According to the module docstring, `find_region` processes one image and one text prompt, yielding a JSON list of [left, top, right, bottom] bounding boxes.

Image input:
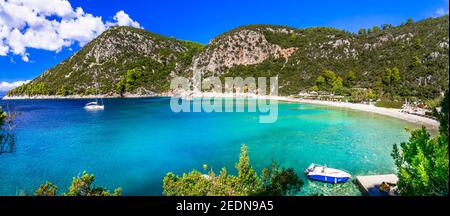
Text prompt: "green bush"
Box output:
[[35, 171, 121, 196], [162, 144, 303, 196], [392, 90, 449, 196]]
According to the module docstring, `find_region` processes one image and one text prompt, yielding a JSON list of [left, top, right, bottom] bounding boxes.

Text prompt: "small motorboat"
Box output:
[[84, 101, 104, 111], [304, 163, 351, 184]]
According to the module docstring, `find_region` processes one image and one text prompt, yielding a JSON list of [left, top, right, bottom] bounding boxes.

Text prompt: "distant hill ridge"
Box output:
[[7, 15, 449, 100]]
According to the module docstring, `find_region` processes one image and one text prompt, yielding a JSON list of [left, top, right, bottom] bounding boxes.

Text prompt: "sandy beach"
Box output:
[[189, 93, 439, 129], [2, 92, 440, 129], [277, 97, 439, 129]]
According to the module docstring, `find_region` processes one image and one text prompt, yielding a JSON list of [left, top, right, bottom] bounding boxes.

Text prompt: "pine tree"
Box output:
[[236, 144, 259, 194]]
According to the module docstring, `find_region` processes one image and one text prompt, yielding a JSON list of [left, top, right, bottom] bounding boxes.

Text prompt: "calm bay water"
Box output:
[[0, 97, 417, 196]]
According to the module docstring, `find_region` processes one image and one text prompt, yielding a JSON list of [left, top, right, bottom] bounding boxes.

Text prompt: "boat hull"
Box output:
[[84, 105, 104, 111], [307, 175, 350, 184]]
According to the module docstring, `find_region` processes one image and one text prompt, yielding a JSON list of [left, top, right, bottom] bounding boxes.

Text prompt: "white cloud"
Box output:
[[108, 11, 142, 29], [0, 80, 30, 91], [0, 0, 142, 62], [434, 8, 449, 17], [21, 55, 29, 62], [433, 0, 449, 17], [10, 0, 74, 17], [59, 7, 106, 46]]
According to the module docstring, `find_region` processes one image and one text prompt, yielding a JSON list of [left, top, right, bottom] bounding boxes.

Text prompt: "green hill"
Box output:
[[8, 16, 449, 101]]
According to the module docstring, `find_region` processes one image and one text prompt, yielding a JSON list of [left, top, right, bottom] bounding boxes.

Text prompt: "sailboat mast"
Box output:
[[94, 69, 102, 105]]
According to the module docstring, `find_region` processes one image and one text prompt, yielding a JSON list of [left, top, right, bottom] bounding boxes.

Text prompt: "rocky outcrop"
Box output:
[[192, 29, 297, 76]]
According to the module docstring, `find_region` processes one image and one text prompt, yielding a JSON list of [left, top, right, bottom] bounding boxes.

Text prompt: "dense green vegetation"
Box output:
[[8, 26, 205, 97], [8, 82, 52, 96], [392, 90, 449, 196], [35, 171, 121, 196], [221, 16, 448, 101], [0, 106, 15, 154], [258, 161, 304, 196], [315, 69, 344, 93], [163, 144, 303, 196], [0, 107, 6, 152], [0, 107, 5, 124], [7, 16, 448, 104]]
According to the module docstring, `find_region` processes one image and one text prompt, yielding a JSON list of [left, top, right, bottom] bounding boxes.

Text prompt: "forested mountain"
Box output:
[[8, 16, 449, 100], [8, 26, 204, 96]]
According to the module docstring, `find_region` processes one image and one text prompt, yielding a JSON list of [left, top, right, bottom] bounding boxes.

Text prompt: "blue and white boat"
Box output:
[[304, 164, 351, 184]]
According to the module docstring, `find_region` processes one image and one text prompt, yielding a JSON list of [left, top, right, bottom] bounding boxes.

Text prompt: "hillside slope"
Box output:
[[197, 16, 448, 98], [9, 26, 204, 96], [8, 16, 449, 100]]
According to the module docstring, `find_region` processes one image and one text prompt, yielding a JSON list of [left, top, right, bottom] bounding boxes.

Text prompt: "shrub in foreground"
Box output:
[[163, 144, 303, 196]]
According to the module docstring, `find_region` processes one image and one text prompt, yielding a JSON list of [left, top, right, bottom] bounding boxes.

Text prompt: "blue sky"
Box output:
[[0, 0, 448, 87]]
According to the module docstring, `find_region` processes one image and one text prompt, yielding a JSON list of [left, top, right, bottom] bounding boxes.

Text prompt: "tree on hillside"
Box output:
[[116, 79, 126, 97], [332, 77, 344, 93], [323, 69, 337, 86], [314, 69, 345, 94], [407, 18, 413, 24], [125, 68, 143, 92], [358, 28, 366, 35], [57, 85, 72, 96], [372, 26, 380, 33], [346, 70, 357, 87], [383, 67, 401, 86], [316, 75, 325, 88], [392, 90, 449, 196]]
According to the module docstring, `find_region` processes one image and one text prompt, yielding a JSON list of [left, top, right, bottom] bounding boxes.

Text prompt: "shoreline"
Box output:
[[2, 93, 439, 129], [279, 97, 439, 129]]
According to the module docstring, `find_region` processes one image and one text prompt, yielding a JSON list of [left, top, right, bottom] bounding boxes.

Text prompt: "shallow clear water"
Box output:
[[0, 98, 417, 196]]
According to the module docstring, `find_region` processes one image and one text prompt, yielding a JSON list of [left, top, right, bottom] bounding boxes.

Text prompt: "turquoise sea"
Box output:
[[0, 97, 417, 196]]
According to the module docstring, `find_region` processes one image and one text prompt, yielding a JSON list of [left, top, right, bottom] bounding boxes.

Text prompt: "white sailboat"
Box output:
[[84, 76, 104, 111], [84, 99, 104, 110]]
